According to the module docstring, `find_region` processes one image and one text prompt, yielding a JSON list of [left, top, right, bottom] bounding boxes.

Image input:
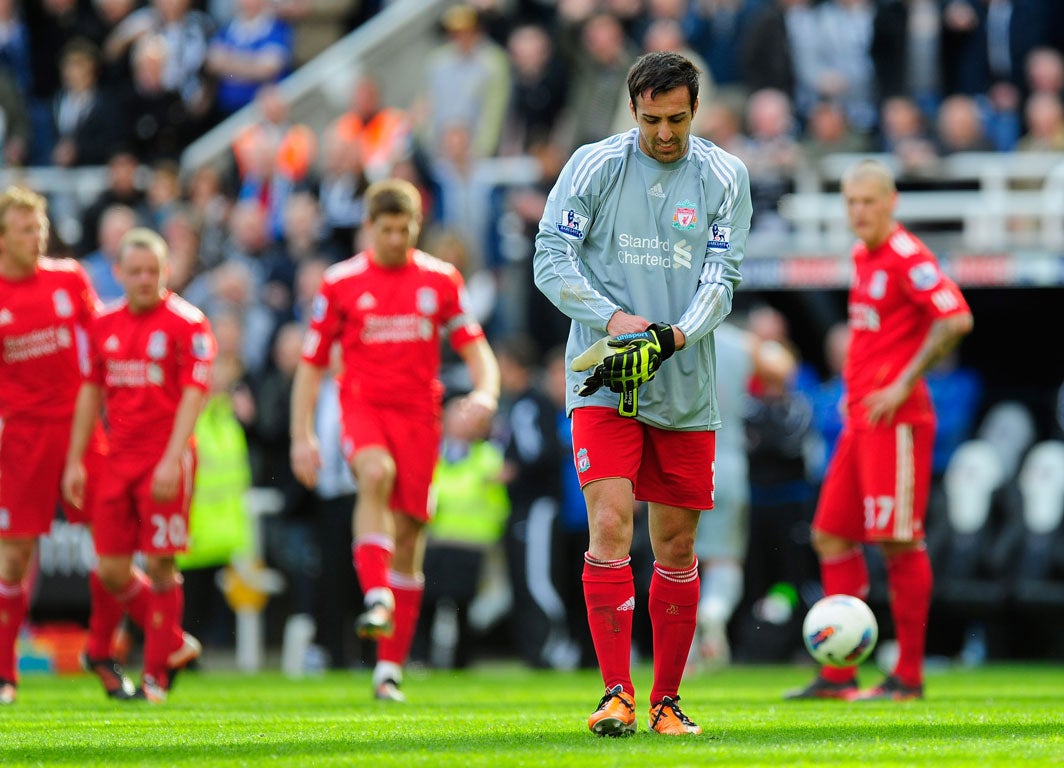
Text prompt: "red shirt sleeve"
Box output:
[[178, 314, 216, 391], [302, 279, 340, 367], [899, 252, 970, 320]]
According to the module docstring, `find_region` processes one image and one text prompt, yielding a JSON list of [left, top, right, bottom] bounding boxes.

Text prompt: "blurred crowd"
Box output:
[[10, 0, 1064, 667]]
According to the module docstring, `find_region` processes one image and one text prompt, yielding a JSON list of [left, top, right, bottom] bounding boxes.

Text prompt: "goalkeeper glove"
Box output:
[[597, 323, 675, 393]]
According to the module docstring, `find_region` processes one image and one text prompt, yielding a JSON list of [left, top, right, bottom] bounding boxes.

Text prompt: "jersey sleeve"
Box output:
[[900, 249, 970, 320], [178, 314, 216, 392], [532, 142, 624, 332], [442, 270, 486, 351], [301, 277, 342, 367], [86, 320, 106, 385], [677, 152, 751, 345]]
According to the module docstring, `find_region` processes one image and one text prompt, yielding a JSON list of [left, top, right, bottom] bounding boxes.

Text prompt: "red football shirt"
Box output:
[[87, 292, 215, 455], [302, 249, 485, 413], [845, 225, 970, 428], [0, 257, 100, 421]]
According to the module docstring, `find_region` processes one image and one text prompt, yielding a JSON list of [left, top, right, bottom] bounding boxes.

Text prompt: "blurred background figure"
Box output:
[[412, 394, 508, 670]]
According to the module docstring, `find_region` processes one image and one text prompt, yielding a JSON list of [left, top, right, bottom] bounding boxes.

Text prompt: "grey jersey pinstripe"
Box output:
[[533, 128, 752, 431]]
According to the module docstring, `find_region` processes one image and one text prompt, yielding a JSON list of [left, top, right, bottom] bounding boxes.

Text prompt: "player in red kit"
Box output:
[[787, 159, 973, 701], [0, 187, 105, 705], [63, 227, 216, 704], [290, 179, 499, 702]]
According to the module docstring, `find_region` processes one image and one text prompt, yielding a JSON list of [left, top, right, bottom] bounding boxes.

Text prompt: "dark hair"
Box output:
[[627, 51, 700, 109]]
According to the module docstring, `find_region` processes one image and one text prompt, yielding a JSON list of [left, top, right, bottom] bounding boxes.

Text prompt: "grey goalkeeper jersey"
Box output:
[[533, 128, 751, 430]]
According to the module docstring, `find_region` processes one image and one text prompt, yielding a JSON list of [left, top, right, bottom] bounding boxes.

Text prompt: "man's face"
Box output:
[[116, 244, 168, 312], [1, 207, 46, 270], [368, 212, 416, 266], [842, 176, 897, 249], [631, 85, 697, 164]]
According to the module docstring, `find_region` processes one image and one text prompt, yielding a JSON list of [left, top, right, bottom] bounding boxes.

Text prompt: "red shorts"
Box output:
[[814, 422, 933, 543], [93, 447, 196, 557], [340, 397, 441, 522], [570, 406, 715, 510], [0, 418, 106, 536]]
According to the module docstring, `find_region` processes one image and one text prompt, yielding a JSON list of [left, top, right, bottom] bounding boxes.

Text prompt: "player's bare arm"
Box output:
[[152, 386, 209, 502], [455, 338, 501, 436], [61, 383, 105, 509], [862, 312, 974, 425], [289, 361, 326, 489]]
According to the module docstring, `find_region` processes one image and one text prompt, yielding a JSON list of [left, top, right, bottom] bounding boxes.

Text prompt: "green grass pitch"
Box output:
[[1, 663, 1062, 767]]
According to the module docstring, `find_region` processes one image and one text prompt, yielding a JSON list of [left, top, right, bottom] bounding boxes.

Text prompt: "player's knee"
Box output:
[[97, 559, 133, 593], [144, 556, 179, 590], [811, 529, 855, 559], [354, 452, 396, 491]]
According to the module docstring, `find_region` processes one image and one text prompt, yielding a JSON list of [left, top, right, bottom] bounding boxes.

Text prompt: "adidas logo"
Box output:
[[356, 292, 377, 310], [616, 596, 635, 612], [0, 308, 12, 326], [666, 604, 680, 616], [104, 335, 120, 352], [648, 183, 665, 199]]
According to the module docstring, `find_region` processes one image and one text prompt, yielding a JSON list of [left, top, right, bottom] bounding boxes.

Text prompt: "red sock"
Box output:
[[583, 553, 634, 696], [885, 547, 932, 687], [376, 571, 423, 667], [144, 580, 185, 684], [0, 579, 27, 683], [87, 571, 125, 659], [119, 568, 152, 629], [649, 560, 699, 705], [354, 535, 394, 598], [818, 547, 869, 683]]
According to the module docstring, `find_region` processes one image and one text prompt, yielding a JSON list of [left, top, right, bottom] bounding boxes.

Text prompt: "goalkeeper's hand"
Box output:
[[597, 323, 675, 393]]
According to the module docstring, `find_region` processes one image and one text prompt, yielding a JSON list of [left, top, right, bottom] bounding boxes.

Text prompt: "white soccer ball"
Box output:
[[802, 594, 878, 668]]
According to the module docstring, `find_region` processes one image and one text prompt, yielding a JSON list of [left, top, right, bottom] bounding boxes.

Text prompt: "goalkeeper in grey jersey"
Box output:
[[533, 51, 751, 737]]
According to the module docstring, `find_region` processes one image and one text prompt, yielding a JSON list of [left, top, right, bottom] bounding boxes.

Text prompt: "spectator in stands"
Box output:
[[145, 160, 183, 230], [694, 100, 748, 156], [981, 80, 1022, 152], [51, 39, 121, 167], [1025, 46, 1064, 97], [740, 0, 808, 111], [808, 0, 877, 134], [935, 93, 995, 154], [103, 0, 215, 125], [738, 88, 801, 234], [24, 0, 107, 165], [265, 191, 343, 319], [183, 256, 276, 375], [415, 4, 510, 160], [423, 121, 498, 273], [878, 96, 938, 177], [688, 0, 759, 101], [316, 122, 369, 257], [558, 12, 636, 151], [0, 71, 30, 167], [423, 227, 496, 328], [800, 98, 868, 169], [499, 22, 568, 155], [122, 34, 193, 163], [81, 203, 139, 302], [78, 148, 146, 256], [1018, 92, 1064, 151], [161, 207, 202, 296], [184, 162, 232, 270], [940, 0, 1046, 98], [869, 0, 910, 105], [0, 0, 30, 98], [331, 74, 410, 182], [207, 0, 293, 119], [232, 85, 317, 240]]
